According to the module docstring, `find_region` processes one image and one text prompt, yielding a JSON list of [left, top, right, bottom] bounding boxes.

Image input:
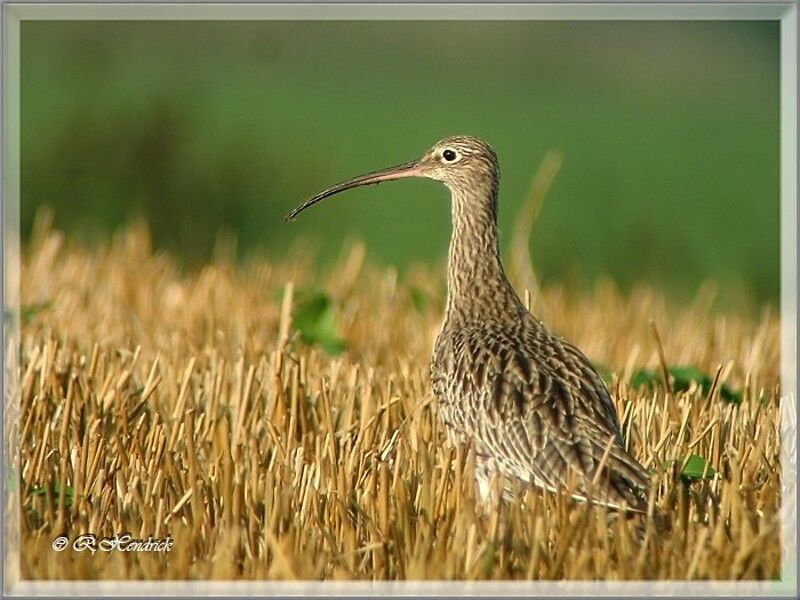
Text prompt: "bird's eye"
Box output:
[[442, 149, 458, 162]]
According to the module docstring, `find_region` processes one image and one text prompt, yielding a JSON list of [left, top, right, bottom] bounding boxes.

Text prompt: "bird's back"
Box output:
[[431, 307, 650, 511]]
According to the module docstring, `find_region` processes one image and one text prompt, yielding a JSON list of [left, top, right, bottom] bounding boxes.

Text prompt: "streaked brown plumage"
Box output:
[[287, 135, 651, 512]]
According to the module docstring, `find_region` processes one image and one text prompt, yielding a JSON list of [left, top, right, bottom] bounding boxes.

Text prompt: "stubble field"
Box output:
[[12, 214, 783, 581]]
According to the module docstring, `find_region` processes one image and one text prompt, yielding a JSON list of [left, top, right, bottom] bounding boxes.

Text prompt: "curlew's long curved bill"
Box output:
[[285, 159, 422, 221]]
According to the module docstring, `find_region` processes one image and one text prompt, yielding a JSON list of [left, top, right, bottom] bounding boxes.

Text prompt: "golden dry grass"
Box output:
[[12, 215, 782, 581]]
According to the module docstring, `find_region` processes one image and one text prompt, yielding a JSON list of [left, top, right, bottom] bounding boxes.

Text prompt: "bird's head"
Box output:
[[286, 135, 499, 221]]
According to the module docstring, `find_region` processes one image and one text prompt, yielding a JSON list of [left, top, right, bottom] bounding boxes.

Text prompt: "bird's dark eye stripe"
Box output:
[[443, 149, 457, 162]]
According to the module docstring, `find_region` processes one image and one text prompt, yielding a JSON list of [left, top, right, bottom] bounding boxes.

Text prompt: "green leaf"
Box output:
[[668, 366, 712, 394], [630, 365, 743, 404], [719, 384, 743, 405], [680, 454, 716, 483], [292, 291, 346, 356], [409, 286, 427, 314], [55, 483, 75, 509], [29, 482, 74, 508], [293, 292, 329, 329], [630, 368, 659, 389]]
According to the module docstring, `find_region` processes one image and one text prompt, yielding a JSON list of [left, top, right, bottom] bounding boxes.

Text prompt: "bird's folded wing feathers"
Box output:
[[452, 329, 649, 506]]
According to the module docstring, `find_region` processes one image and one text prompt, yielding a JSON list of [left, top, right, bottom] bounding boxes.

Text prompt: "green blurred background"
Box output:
[[21, 20, 780, 306]]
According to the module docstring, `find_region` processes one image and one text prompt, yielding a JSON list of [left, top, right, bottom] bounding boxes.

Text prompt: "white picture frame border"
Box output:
[[2, 2, 796, 597]]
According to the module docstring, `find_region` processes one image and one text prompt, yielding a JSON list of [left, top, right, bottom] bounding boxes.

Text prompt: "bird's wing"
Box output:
[[449, 324, 649, 508]]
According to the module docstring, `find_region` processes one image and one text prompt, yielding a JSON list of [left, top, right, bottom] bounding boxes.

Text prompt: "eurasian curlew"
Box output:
[[287, 135, 651, 513]]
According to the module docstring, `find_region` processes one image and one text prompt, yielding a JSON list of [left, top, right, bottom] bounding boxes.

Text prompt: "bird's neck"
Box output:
[[444, 188, 522, 324]]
